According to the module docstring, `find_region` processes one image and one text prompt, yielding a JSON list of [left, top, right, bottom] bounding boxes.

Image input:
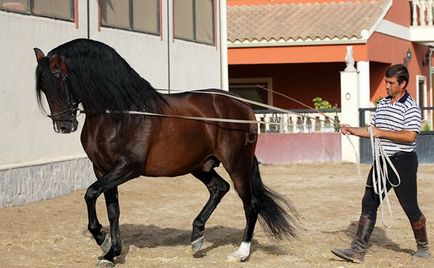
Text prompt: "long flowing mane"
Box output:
[[47, 38, 166, 112]]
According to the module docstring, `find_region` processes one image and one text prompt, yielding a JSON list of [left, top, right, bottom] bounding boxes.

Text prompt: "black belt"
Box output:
[[389, 151, 415, 160]]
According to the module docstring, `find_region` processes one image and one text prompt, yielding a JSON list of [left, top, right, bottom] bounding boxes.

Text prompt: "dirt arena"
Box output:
[[1, 162, 434, 268]]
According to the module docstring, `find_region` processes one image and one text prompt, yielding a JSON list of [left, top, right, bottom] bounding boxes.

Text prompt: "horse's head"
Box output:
[[34, 48, 79, 134]]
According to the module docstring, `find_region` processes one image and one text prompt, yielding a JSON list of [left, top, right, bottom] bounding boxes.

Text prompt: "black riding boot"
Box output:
[[331, 214, 375, 263], [411, 214, 431, 258]]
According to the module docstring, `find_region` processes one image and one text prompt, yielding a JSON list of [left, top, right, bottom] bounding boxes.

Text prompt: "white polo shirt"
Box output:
[[371, 91, 421, 156]]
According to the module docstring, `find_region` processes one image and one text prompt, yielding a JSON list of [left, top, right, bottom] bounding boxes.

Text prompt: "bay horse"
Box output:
[[33, 38, 300, 266]]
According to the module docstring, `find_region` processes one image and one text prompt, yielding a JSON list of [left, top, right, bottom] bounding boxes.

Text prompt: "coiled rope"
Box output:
[[368, 126, 401, 228]]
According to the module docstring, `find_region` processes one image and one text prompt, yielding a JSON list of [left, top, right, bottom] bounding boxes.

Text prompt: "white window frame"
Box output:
[[416, 75, 428, 119]]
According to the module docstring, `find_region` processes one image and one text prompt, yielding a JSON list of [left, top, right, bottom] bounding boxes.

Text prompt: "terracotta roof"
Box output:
[[228, 0, 390, 46]]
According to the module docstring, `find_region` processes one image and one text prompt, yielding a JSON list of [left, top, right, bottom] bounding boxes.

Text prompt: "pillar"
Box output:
[[340, 46, 360, 162]]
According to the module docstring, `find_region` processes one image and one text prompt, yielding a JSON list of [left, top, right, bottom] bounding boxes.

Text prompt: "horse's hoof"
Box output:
[[191, 236, 205, 254], [113, 244, 130, 264], [227, 242, 251, 262], [100, 234, 111, 255], [226, 252, 249, 262], [96, 259, 115, 268]]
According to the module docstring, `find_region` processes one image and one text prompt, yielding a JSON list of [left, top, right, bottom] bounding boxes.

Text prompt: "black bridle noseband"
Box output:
[[47, 69, 79, 122]]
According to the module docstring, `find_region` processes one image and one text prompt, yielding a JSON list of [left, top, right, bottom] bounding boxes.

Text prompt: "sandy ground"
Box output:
[[1, 162, 434, 268]]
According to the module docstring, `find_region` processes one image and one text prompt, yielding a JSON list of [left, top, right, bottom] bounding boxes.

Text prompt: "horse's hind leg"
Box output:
[[228, 157, 300, 262], [226, 168, 258, 262], [191, 169, 230, 254]]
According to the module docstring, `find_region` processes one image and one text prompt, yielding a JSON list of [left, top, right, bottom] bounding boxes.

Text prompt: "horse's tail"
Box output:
[[251, 156, 302, 240]]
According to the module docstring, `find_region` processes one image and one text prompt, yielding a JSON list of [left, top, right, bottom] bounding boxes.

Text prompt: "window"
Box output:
[[100, 0, 160, 35], [0, 0, 74, 20], [229, 78, 273, 110], [174, 0, 215, 45]]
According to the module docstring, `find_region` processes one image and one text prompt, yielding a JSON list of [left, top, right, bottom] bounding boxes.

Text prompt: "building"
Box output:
[[227, 0, 434, 163], [0, 0, 228, 207]]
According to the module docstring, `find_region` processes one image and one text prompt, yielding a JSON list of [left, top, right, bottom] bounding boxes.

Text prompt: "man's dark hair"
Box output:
[[385, 64, 409, 88]]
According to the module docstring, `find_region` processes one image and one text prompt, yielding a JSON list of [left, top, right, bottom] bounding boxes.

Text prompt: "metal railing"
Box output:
[[359, 106, 434, 131], [411, 0, 434, 26], [254, 109, 340, 133]]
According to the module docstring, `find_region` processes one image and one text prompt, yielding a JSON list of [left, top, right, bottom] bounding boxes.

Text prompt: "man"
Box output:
[[331, 64, 430, 263]]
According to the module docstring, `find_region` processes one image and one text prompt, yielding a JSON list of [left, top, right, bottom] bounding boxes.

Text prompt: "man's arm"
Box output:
[[374, 128, 417, 143], [340, 124, 417, 143]]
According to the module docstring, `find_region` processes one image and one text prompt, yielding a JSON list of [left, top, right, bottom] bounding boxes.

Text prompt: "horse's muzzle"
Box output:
[[53, 119, 79, 134]]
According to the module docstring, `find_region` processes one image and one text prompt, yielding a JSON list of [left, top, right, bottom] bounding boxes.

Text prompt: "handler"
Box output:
[[331, 64, 430, 263]]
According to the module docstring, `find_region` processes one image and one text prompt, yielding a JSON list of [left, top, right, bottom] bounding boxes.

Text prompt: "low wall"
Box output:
[[360, 132, 434, 164], [255, 133, 341, 164], [0, 157, 94, 208]]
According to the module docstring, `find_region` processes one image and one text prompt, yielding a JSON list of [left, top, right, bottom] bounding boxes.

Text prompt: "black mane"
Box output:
[[47, 38, 166, 112]]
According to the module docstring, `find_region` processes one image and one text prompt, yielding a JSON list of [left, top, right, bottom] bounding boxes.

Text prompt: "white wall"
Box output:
[[0, 0, 227, 207], [170, 40, 222, 91], [0, 12, 88, 169]]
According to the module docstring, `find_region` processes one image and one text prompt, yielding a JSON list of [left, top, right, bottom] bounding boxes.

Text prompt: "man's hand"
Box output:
[[339, 124, 370, 138], [340, 124, 353, 135]]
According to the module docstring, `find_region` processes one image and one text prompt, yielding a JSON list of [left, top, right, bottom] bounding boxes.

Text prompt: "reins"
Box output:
[[76, 89, 337, 128], [98, 109, 262, 125], [255, 85, 337, 124]]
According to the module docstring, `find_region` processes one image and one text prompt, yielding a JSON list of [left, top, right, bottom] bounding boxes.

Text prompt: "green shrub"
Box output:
[[312, 97, 332, 110]]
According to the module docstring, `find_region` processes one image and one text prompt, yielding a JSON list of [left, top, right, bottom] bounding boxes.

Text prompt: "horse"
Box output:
[[33, 38, 300, 266]]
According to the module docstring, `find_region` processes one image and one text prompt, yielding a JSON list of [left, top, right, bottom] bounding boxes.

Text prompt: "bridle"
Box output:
[[47, 68, 79, 123]]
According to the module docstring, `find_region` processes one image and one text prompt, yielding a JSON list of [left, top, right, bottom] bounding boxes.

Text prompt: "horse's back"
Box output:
[[163, 89, 255, 121]]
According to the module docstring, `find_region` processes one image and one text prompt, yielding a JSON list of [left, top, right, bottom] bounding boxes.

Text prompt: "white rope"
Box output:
[[104, 109, 262, 124], [157, 89, 332, 123], [368, 126, 401, 228], [77, 90, 333, 127], [345, 135, 363, 180]]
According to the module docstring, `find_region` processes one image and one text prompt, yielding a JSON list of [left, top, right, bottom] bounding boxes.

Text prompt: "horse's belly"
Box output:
[[143, 146, 213, 177]]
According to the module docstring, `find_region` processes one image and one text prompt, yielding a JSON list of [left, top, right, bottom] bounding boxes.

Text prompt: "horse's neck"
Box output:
[[80, 102, 104, 114]]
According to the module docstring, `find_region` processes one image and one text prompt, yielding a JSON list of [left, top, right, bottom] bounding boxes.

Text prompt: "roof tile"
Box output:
[[228, 0, 390, 44]]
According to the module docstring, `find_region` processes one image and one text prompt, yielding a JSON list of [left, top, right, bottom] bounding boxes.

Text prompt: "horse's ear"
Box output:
[[33, 48, 45, 62], [48, 53, 68, 74]]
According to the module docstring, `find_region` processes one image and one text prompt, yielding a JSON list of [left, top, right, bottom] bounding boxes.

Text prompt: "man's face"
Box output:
[[385, 76, 406, 100]]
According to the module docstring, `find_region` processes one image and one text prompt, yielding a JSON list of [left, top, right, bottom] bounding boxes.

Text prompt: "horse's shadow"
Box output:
[[118, 224, 241, 250], [90, 224, 289, 261], [326, 220, 414, 255]]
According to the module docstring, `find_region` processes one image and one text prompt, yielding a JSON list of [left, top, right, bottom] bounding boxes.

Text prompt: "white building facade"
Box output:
[[0, 0, 228, 207]]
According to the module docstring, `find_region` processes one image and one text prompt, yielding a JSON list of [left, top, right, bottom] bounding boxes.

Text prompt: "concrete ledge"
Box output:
[[256, 133, 341, 164], [0, 157, 94, 208]]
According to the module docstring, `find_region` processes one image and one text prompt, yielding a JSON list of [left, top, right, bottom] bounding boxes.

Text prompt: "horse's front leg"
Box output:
[[84, 161, 135, 267], [87, 167, 111, 256], [85, 181, 107, 249], [103, 188, 122, 257]]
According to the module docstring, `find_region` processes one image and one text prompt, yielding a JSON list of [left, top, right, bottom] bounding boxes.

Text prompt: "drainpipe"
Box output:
[[87, 0, 90, 39], [219, 0, 228, 91], [430, 46, 433, 127], [167, 0, 171, 93]]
